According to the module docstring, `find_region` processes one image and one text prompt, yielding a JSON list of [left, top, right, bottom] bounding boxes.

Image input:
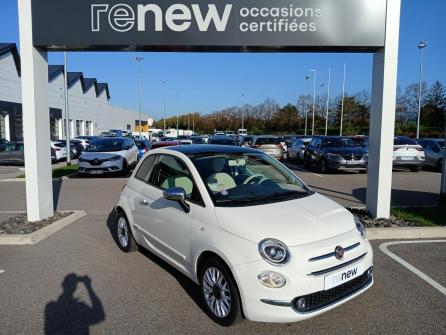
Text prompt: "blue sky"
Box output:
[[0, 1, 445, 119]]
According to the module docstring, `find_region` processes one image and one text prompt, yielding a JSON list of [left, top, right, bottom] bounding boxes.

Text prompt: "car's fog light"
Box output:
[[257, 271, 286, 288], [367, 266, 373, 278], [296, 298, 306, 310]]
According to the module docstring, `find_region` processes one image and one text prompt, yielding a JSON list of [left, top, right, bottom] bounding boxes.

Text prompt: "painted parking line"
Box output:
[[285, 163, 323, 178], [0, 269, 5, 274], [379, 240, 446, 296]]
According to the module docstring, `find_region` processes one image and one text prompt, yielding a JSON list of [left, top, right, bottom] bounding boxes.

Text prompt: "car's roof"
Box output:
[[167, 144, 257, 156]]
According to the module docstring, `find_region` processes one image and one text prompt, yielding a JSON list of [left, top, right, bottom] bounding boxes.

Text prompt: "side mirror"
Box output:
[[163, 187, 190, 213]]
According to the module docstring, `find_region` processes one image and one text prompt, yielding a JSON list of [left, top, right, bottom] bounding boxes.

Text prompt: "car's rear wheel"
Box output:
[[116, 211, 137, 252], [410, 165, 422, 172], [199, 257, 243, 327]]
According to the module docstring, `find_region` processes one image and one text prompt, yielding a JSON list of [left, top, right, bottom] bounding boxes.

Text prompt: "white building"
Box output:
[[0, 43, 149, 141]]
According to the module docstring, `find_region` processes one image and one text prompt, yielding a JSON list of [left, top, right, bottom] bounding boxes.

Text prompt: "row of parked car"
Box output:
[[285, 135, 444, 173]]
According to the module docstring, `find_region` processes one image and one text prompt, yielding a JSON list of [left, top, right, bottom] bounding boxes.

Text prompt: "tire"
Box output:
[[286, 152, 290, 161], [303, 156, 310, 168], [319, 158, 328, 174], [116, 211, 137, 253], [359, 169, 367, 174], [410, 165, 422, 172], [199, 257, 243, 327], [438, 159, 443, 172]]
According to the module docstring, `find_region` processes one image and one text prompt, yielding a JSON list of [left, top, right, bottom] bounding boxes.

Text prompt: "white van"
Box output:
[[238, 129, 248, 136]]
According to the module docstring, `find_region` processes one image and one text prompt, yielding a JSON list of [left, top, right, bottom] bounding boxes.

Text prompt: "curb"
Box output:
[[0, 210, 86, 245], [0, 175, 75, 182], [366, 227, 446, 240]]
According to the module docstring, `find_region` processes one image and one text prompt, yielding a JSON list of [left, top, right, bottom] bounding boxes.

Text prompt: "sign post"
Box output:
[[20, 0, 398, 219]]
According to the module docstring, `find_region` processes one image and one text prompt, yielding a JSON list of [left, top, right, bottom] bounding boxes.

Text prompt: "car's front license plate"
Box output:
[[345, 160, 358, 165], [401, 156, 414, 161], [324, 263, 363, 290], [90, 170, 103, 175]]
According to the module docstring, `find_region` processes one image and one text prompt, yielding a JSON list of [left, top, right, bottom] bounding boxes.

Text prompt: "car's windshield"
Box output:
[[394, 137, 416, 145], [256, 137, 280, 145], [191, 152, 312, 207], [86, 139, 124, 152], [324, 138, 356, 147]]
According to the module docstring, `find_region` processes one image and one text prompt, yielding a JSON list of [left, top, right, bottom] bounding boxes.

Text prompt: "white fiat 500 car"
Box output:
[[78, 137, 138, 175], [114, 145, 373, 326]]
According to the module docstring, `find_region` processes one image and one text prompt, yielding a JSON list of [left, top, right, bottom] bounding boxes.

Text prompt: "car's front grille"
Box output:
[[341, 154, 363, 161], [292, 267, 372, 313]]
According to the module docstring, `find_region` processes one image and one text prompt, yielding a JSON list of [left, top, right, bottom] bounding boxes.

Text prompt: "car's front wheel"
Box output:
[[199, 257, 243, 327], [410, 165, 422, 172]]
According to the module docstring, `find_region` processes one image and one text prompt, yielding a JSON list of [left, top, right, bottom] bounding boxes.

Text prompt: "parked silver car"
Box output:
[[287, 137, 312, 162], [251, 136, 284, 161], [392, 137, 425, 172], [416, 138, 444, 171]]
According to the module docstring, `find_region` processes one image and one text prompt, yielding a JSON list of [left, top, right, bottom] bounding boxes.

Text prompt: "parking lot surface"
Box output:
[[0, 170, 445, 334]]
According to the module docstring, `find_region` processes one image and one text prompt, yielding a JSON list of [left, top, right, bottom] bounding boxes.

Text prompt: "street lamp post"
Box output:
[[241, 93, 245, 130], [161, 80, 167, 132], [304, 74, 310, 136], [135, 56, 144, 138], [325, 67, 331, 136], [340, 64, 346, 136], [309, 69, 317, 135], [63, 52, 71, 166], [176, 90, 179, 136], [416, 41, 427, 139]]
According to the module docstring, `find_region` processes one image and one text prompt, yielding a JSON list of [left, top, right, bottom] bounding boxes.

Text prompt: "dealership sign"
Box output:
[[31, 0, 386, 51]]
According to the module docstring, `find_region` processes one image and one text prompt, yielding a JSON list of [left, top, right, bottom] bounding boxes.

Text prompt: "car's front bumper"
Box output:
[[232, 230, 373, 322], [78, 159, 123, 174], [392, 156, 424, 166], [327, 159, 367, 170]]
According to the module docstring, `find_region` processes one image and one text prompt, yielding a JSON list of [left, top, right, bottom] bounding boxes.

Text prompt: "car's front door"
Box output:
[[137, 154, 200, 271]]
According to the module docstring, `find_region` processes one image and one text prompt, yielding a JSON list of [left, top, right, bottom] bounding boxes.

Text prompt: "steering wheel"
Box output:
[[243, 174, 270, 185]]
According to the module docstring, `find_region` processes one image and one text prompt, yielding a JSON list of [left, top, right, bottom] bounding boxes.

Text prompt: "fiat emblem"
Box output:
[[335, 246, 345, 260]]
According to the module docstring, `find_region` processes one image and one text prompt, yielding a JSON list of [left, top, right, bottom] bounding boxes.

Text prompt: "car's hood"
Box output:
[[80, 152, 123, 159], [324, 147, 367, 156], [214, 193, 355, 246]]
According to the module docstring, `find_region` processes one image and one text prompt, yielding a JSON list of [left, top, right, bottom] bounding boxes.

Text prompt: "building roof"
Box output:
[[1, 43, 110, 100], [0, 43, 21, 76]]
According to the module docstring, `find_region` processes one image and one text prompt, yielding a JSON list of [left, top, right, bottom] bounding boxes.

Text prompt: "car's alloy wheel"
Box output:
[[203, 267, 231, 318], [115, 212, 137, 252], [199, 258, 242, 326]]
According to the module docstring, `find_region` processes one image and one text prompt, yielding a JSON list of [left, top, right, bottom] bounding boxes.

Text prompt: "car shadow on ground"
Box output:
[[53, 180, 62, 210], [44, 273, 105, 335], [67, 171, 133, 179], [352, 188, 439, 207], [105, 209, 207, 315]]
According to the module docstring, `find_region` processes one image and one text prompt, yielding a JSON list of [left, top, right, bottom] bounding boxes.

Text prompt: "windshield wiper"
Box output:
[[215, 191, 310, 205]]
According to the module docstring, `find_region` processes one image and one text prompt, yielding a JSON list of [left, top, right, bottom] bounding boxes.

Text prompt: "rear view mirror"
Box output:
[[163, 187, 190, 213]]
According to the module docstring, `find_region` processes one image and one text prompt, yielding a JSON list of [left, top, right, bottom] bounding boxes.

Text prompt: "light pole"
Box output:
[[241, 93, 246, 131], [176, 90, 179, 136], [135, 56, 144, 138], [325, 67, 331, 136], [161, 80, 167, 132], [340, 64, 346, 136], [304, 74, 310, 136], [416, 41, 427, 139], [309, 69, 317, 135], [63, 52, 71, 166]]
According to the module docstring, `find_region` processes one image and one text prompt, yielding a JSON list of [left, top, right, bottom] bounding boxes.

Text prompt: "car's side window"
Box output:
[[135, 155, 157, 182], [149, 155, 203, 205]]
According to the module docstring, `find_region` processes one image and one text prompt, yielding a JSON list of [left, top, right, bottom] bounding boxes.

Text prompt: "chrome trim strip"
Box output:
[[308, 252, 367, 276], [260, 299, 292, 307], [308, 242, 361, 262]]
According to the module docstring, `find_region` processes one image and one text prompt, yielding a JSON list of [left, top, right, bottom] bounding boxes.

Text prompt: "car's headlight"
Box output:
[[326, 153, 341, 160], [362, 154, 368, 161], [109, 155, 122, 161], [354, 216, 366, 239], [258, 239, 290, 266], [257, 271, 287, 288]]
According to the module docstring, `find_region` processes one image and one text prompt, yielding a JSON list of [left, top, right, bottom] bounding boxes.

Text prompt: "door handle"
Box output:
[[139, 199, 149, 206]]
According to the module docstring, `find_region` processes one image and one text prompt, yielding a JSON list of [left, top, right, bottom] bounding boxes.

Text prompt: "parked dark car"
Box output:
[[240, 135, 253, 147], [189, 136, 205, 144], [0, 142, 57, 165], [304, 136, 368, 173], [70, 140, 85, 159], [287, 137, 312, 162], [208, 136, 238, 146], [135, 139, 152, 160], [0, 138, 10, 152]]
